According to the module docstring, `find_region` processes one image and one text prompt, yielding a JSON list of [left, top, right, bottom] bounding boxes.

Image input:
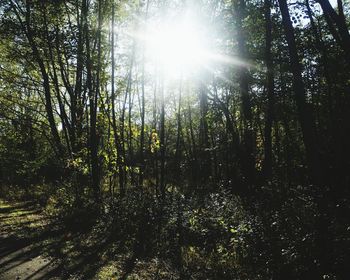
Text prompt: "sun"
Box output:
[[142, 15, 210, 79]]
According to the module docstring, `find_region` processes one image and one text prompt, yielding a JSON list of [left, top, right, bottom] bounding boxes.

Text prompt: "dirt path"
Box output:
[[0, 199, 180, 279], [0, 200, 59, 280], [0, 199, 124, 280]]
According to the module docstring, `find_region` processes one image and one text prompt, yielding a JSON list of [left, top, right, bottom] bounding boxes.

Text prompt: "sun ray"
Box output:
[[134, 13, 212, 79]]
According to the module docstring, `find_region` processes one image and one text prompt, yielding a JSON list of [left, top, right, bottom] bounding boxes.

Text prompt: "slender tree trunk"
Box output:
[[128, 76, 135, 185], [10, 0, 63, 156], [199, 84, 210, 184], [121, 60, 133, 193], [139, 0, 150, 187], [83, 0, 100, 202], [316, 0, 350, 62], [175, 81, 182, 182], [278, 0, 320, 184], [160, 76, 165, 198], [42, 4, 72, 157], [233, 0, 256, 190], [111, 3, 125, 195], [262, 0, 275, 181], [187, 100, 198, 186], [139, 56, 146, 187]]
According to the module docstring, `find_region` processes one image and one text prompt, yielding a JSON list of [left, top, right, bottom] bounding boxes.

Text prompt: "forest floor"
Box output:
[[0, 199, 179, 280], [0, 200, 59, 279]]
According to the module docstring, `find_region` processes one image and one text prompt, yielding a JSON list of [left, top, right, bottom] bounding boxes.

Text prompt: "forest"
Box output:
[[0, 0, 349, 279]]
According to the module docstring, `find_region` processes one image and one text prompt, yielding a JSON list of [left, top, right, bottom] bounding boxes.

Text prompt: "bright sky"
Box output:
[[133, 6, 216, 80]]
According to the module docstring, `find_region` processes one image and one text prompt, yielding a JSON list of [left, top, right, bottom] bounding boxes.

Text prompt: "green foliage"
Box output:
[[0, 0, 349, 278]]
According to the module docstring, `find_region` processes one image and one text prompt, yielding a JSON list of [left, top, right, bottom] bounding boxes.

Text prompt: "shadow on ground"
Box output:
[[0, 200, 124, 280]]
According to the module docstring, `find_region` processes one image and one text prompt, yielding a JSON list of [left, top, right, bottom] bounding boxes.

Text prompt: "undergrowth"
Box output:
[[1, 183, 349, 279]]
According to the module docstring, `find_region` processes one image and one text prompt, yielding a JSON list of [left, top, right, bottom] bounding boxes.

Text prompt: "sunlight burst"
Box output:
[[142, 16, 210, 78]]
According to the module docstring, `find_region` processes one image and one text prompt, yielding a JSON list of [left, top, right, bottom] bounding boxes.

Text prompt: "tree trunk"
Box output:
[[262, 0, 275, 181], [11, 0, 64, 156], [316, 0, 350, 62], [233, 0, 256, 190], [278, 0, 320, 184]]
